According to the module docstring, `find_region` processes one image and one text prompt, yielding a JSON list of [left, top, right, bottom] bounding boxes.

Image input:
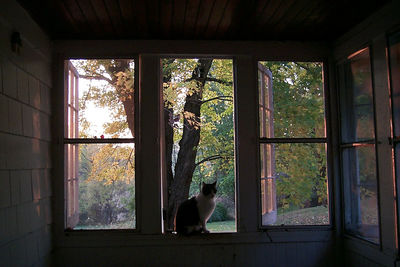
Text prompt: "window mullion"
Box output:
[[373, 36, 397, 252], [235, 56, 259, 232], [137, 54, 163, 234]]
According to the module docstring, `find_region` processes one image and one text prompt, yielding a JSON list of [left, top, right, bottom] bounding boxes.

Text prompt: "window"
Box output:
[[258, 61, 329, 226], [65, 59, 136, 230], [161, 58, 236, 233], [338, 47, 380, 244], [388, 31, 400, 246], [66, 61, 79, 228]]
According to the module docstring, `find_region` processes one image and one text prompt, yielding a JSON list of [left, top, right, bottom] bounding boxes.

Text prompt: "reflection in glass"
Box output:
[[389, 36, 400, 137], [70, 143, 135, 229], [340, 49, 375, 143], [389, 33, 400, 248], [342, 145, 379, 243], [260, 143, 329, 226]]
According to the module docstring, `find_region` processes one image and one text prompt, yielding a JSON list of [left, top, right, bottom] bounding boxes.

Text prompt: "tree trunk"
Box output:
[[105, 59, 135, 137], [164, 105, 174, 205], [162, 59, 177, 227], [166, 59, 213, 229]]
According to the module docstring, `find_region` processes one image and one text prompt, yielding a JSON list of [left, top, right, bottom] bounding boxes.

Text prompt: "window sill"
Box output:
[[343, 235, 396, 266], [57, 229, 334, 248]]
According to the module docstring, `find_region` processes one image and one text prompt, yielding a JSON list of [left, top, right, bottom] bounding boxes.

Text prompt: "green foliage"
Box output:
[[71, 59, 136, 227], [74, 58, 329, 227], [262, 62, 325, 138], [208, 202, 229, 222], [261, 62, 328, 211], [72, 59, 134, 138], [77, 144, 135, 226], [206, 220, 235, 232], [164, 59, 235, 200]]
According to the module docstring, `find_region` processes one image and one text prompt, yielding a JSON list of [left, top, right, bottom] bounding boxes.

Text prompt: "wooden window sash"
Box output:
[[66, 62, 80, 228], [258, 63, 276, 218]]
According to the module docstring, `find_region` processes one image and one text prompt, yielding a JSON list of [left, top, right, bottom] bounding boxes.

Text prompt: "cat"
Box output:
[[175, 181, 217, 235]]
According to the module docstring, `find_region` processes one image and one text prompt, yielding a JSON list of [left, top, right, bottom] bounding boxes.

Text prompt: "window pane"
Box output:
[[396, 144, 400, 187], [389, 33, 400, 249], [260, 143, 329, 226], [258, 62, 326, 138], [162, 58, 236, 233], [342, 145, 379, 243], [389, 34, 400, 137], [340, 48, 375, 143], [68, 59, 135, 139], [67, 143, 135, 229]]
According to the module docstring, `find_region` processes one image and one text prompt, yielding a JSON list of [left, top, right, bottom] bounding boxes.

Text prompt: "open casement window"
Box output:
[[64, 59, 136, 230], [258, 63, 277, 224], [65, 62, 79, 228], [388, 31, 400, 246], [338, 47, 380, 244], [258, 61, 329, 227]]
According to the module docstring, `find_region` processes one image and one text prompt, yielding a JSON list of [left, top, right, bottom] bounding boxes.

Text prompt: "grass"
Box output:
[[275, 205, 329, 225], [207, 220, 236, 232], [73, 206, 329, 231], [74, 220, 135, 230], [206, 206, 329, 232]]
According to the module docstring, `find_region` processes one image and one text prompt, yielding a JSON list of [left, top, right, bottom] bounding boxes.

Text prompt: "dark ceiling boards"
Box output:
[[18, 0, 388, 41]]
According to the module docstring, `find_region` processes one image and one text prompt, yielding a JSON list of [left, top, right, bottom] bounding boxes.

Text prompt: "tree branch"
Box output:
[[80, 74, 112, 84], [294, 62, 310, 71], [205, 77, 233, 86], [201, 95, 233, 105], [185, 76, 233, 86], [195, 155, 231, 166]]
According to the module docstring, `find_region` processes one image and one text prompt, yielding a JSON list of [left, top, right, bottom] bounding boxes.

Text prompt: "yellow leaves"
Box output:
[[87, 144, 135, 186], [183, 111, 201, 130], [115, 70, 134, 102]]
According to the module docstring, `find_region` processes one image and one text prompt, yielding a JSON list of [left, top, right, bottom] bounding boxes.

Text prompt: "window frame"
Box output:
[[159, 55, 239, 233], [336, 45, 382, 245], [256, 60, 333, 230], [53, 41, 334, 245], [63, 57, 140, 232], [65, 61, 79, 228], [387, 31, 400, 252]]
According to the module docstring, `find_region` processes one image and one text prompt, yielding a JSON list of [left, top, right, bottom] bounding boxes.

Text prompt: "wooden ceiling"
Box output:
[[17, 0, 389, 41]]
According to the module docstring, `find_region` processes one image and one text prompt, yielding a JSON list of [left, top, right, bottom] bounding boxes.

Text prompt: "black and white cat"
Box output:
[[175, 181, 217, 235]]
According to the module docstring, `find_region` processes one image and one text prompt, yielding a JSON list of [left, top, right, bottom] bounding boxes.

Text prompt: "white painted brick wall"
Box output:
[[0, 1, 53, 266], [8, 99, 22, 135], [3, 61, 17, 99], [22, 104, 33, 137], [0, 59, 3, 94], [0, 170, 11, 208], [17, 67, 29, 104], [10, 171, 20, 206], [0, 94, 8, 132], [19, 170, 33, 203], [29, 76, 40, 110], [9, 238, 27, 266], [0, 245, 10, 267]]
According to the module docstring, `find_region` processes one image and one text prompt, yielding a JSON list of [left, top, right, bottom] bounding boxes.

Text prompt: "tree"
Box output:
[[73, 59, 136, 227], [163, 59, 234, 229], [260, 61, 327, 210], [77, 144, 135, 226], [74, 58, 234, 229]]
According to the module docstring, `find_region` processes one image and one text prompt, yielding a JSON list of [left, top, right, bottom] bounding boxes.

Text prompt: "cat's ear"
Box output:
[[212, 181, 217, 187], [202, 182, 206, 187]]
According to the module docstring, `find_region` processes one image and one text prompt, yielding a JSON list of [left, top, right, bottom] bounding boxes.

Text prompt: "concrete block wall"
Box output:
[[0, 0, 53, 266]]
